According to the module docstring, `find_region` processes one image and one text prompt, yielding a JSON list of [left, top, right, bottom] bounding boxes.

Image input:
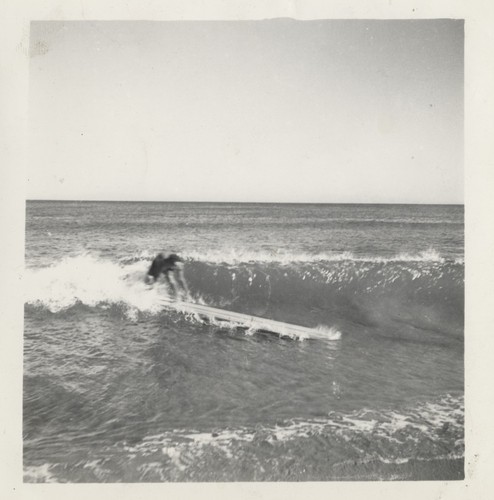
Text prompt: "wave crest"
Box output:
[[181, 248, 454, 265]]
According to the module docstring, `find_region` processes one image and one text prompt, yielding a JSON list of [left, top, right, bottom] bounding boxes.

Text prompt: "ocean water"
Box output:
[[24, 201, 464, 482]]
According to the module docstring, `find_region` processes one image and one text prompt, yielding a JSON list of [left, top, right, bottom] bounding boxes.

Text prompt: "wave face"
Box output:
[[25, 250, 463, 344]]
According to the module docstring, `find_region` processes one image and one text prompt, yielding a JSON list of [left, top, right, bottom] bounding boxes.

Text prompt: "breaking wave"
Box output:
[[24, 249, 463, 342]]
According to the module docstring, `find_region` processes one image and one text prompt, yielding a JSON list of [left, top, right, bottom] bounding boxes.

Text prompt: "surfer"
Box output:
[[146, 253, 189, 299]]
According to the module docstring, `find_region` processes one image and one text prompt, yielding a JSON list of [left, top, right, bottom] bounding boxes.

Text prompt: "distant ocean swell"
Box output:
[[25, 250, 463, 342], [23, 393, 463, 482]]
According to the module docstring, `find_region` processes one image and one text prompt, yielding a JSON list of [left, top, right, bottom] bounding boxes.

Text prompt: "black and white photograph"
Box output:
[[4, 0, 494, 495], [20, 16, 467, 483]]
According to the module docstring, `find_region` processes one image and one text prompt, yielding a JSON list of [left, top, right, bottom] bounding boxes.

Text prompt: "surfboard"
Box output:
[[160, 297, 319, 339]]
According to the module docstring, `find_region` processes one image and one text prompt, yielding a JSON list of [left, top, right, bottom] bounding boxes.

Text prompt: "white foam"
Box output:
[[98, 394, 464, 477], [183, 248, 452, 265], [313, 325, 343, 341], [162, 446, 186, 471], [137, 462, 168, 481], [23, 463, 57, 483], [24, 253, 169, 316]]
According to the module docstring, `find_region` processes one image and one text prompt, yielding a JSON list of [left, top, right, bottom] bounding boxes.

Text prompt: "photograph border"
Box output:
[[1, 1, 493, 499]]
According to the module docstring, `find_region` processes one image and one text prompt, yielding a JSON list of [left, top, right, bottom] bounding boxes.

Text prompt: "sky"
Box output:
[[28, 19, 464, 203]]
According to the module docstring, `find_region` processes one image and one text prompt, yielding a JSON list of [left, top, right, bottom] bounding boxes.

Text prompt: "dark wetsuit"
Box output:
[[147, 253, 180, 281], [147, 253, 188, 298]]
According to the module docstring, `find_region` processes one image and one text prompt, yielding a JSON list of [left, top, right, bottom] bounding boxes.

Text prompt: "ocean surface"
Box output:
[[24, 201, 464, 482]]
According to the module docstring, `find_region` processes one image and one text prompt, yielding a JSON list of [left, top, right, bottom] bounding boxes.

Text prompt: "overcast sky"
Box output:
[[28, 19, 463, 203]]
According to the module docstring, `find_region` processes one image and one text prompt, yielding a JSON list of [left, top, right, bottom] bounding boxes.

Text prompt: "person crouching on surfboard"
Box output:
[[146, 253, 189, 300]]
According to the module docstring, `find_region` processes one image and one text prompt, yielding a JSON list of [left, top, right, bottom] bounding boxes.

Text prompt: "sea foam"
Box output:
[[24, 253, 167, 316], [182, 248, 451, 265]]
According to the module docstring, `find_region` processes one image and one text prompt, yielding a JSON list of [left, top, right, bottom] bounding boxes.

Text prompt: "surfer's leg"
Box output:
[[175, 269, 189, 300], [164, 272, 178, 298]]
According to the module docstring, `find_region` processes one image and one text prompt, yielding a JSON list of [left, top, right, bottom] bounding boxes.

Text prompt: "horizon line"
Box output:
[[25, 199, 465, 206]]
